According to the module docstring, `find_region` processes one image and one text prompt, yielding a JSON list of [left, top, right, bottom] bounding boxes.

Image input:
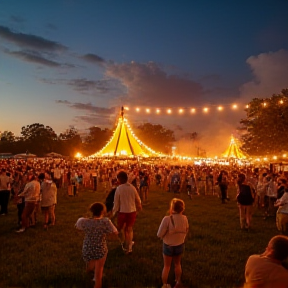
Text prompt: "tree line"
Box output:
[[238, 88, 288, 156], [1, 89, 288, 157], [0, 123, 176, 157]]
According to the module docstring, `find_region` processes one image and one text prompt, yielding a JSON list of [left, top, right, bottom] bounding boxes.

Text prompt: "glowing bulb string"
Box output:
[[122, 99, 287, 115]]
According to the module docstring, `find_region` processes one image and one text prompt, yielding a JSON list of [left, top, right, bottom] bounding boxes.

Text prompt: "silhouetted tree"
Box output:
[[135, 123, 175, 154], [238, 89, 288, 156], [19, 123, 57, 156], [82, 127, 112, 156], [0, 131, 17, 153], [58, 127, 82, 157]]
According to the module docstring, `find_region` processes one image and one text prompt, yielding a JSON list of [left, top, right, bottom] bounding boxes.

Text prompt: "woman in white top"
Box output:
[[274, 184, 288, 235], [39, 172, 57, 230], [157, 198, 189, 288]]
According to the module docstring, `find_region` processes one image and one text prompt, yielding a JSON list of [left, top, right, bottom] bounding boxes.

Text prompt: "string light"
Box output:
[[122, 99, 286, 116]]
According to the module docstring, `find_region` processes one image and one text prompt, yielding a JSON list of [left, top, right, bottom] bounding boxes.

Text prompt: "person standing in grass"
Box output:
[[217, 170, 229, 203], [0, 168, 12, 215], [245, 235, 288, 288], [139, 172, 150, 204], [75, 202, 118, 288], [105, 178, 119, 217], [12, 172, 27, 228], [236, 173, 255, 231], [112, 170, 142, 254], [157, 198, 189, 288], [274, 185, 288, 235], [39, 172, 57, 230], [16, 172, 40, 233]]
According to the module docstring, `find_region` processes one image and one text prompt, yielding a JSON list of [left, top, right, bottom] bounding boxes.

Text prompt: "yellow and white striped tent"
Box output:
[[222, 135, 247, 159], [91, 107, 163, 157]]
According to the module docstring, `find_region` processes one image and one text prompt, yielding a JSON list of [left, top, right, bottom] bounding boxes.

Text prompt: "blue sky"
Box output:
[[0, 0, 288, 154]]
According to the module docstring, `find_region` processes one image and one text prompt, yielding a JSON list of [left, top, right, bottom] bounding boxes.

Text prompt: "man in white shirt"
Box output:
[[113, 171, 142, 254], [16, 172, 41, 233]]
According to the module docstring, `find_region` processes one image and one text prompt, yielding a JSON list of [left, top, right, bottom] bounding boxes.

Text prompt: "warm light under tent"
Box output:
[[90, 107, 165, 158]]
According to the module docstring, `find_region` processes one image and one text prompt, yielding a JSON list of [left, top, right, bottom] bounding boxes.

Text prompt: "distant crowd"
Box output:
[[1, 157, 288, 287], [0, 157, 288, 231]]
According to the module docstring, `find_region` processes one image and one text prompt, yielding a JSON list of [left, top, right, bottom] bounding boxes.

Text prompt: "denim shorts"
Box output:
[[163, 243, 184, 256]]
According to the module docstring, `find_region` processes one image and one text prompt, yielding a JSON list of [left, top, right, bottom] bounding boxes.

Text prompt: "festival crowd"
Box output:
[[0, 157, 288, 288]]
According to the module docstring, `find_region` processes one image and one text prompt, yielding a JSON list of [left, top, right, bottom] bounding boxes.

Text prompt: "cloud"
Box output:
[[5, 49, 61, 67], [41, 76, 121, 95], [55, 100, 70, 104], [69, 103, 117, 114], [105, 61, 204, 106], [240, 49, 288, 102], [56, 100, 117, 127], [99, 60, 246, 155], [0, 25, 67, 51], [81, 53, 105, 65], [56, 100, 117, 114], [46, 23, 57, 31], [67, 78, 114, 94], [74, 114, 113, 127], [10, 15, 25, 23]]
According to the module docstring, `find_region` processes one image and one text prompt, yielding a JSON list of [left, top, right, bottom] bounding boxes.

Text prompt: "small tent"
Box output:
[[222, 135, 247, 159], [14, 153, 37, 159], [45, 152, 63, 158]]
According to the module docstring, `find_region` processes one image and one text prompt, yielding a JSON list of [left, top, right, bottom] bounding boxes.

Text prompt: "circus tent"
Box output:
[[91, 107, 164, 157], [222, 135, 247, 159]]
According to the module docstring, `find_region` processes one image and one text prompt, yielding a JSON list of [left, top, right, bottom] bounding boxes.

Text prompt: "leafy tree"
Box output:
[[135, 123, 175, 154], [1, 131, 16, 142], [20, 123, 57, 156], [0, 131, 17, 153], [238, 89, 288, 156], [58, 127, 82, 157], [82, 126, 112, 156]]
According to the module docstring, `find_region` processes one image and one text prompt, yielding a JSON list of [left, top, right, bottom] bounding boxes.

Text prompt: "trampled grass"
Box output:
[[0, 184, 282, 288]]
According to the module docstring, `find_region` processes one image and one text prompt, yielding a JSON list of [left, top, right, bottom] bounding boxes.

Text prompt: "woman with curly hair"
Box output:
[[75, 202, 118, 288]]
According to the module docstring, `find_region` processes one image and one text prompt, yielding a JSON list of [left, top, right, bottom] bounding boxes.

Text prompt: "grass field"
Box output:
[[0, 183, 282, 288]]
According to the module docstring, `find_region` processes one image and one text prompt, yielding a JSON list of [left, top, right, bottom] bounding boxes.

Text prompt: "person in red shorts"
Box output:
[[112, 170, 142, 254]]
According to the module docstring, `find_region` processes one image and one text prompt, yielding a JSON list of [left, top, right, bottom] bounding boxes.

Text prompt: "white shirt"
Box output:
[[276, 192, 288, 214], [157, 214, 189, 246], [112, 182, 141, 214], [19, 180, 41, 202]]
